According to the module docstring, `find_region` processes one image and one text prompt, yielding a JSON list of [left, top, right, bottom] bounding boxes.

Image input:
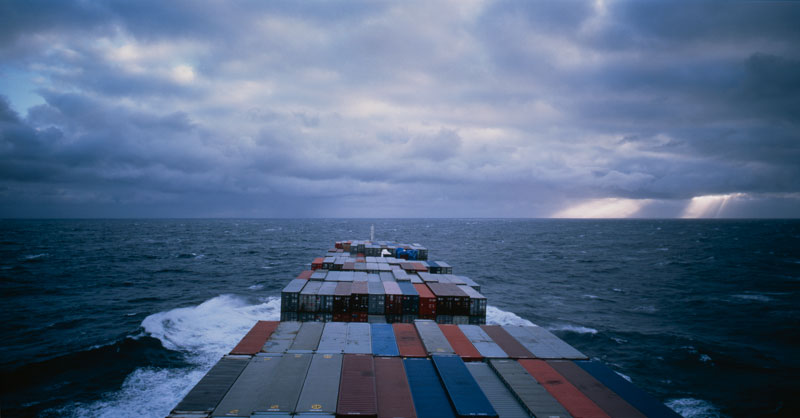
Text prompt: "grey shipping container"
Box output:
[[311, 270, 328, 281], [458, 276, 480, 292], [504, 325, 586, 359], [367, 273, 382, 282], [252, 353, 313, 414], [345, 322, 372, 354], [489, 359, 572, 418], [458, 324, 508, 358], [172, 355, 250, 416], [397, 281, 419, 314], [414, 319, 454, 355], [300, 281, 323, 312], [317, 322, 348, 354], [457, 285, 487, 317], [288, 322, 324, 353], [262, 321, 302, 353], [380, 271, 396, 282], [318, 281, 338, 313], [465, 361, 530, 418], [368, 281, 386, 315], [294, 353, 343, 414], [211, 354, 282, 417], [281, 279, 307, 313]]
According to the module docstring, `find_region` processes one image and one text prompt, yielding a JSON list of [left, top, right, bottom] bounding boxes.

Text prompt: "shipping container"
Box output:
[[323, 256, 336, 270], [489, 359, 571, 418], [402, 358, 456, 418], [318, 281, 338, 313], [374, 357, 417, 418], [384, 281, 403, 314], [452, 316, 469, 325], [438, 324, 483, 361], [465, 362, 530, 418], [343, 261, 355, 270], [414, 283, 437, 318], [299, 280, 323, 312], [354, 271, 369, 282], [575, 361, 681, 418], [457, 285, 487, 317], [251, 353, 313, 414], [502, 325, 587, 359], [297, 270, 313, 280], [262, 321, 302, 353], [368, 273, 382, 282], [393, 323, 427, 357], [414, 320, 454, 355], [211, 354, 282, 417], [547, 361, 646, 418], [458, 276, 480, 292], [311, 269, 328, 281], [368, 281, 386, 314], [294, 353, 343, 415], [371, 323, 400, 356], [317, 322, 348, 354], [281, 279, 307, 313], [172, 355, 249, 416], [518, 359, 609, 418], [481, 325, 535, 359], [398, 281, 420, 314], [369, 314, 387, 323], [230, 321, 279, 355], [458, 325, 508, 358], [312, 257, 324, 270], [380, 271, 396, 282], [418, 272, 438, 283], [345, 322, 372, 354], [351, 281, 370, 312], [431, 354, 498, 418], [338, 354, 378, 417], [426, 283, 469, 316], [334, 282, 353, 314], [288, 321, 324, 353]]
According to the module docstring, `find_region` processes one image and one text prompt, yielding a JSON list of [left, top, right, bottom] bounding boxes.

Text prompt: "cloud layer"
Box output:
[[1, 0, 799, 217]]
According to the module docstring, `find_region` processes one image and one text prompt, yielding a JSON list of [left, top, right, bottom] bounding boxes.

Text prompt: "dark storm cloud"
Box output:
[[1, 0, 799, 217]]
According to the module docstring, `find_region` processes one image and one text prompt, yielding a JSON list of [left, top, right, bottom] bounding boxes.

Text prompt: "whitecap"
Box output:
[[549, 324, 598, 335], [666, 397, 721, 418], [582, 294, 598, 299], [486, 306, 535, 326], [731, 294, 772, 302], [699, 354, 713, 364], [248, 284, 264, 290], [24, 253, 49, 260], [614, 370, 632, 382]]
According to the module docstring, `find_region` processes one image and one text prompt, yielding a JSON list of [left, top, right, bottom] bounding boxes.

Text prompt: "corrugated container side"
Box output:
[[575, 361, 681, 418], [294, 353, 343, 415], [481, 325, 535, 359], [351, 281, 370, 312], [547, 360, 646, 418], [172, 355, 249, 415], [317, 322, 348, 354], [526, 326, 587, 359], [403, 358, 456, 418], [431, 354, 498, 418], [299, 280, 323, 312], [368, 281, 386, 315], [338, 354, 378, 417], [345, 322, 372, 354], [489, 359, 571, 418], [501, 325, 558, 358], [252, 353, 313, 414], [374, 357, 417, 418], [262, 321, 302, 353], [457, 285, 487, 317], [334, 282, 353, 314], [318, 281, 338, 313], [392, 323, 427, 357], [414, 319, 455, 355], [281, 279, 307, 313], [384, 281, 403, 314], [458, 325, 508, 358], [438, 324, 483, 361], [230, 321, 279, 355], [398, 281, 420, 314], [289, 321, 324, 352], [518, 359, 610, 418], [465, 362, 529, 418], [211, 354, 282, 417], [414, 283, 437, 318], [371, 323, 400, 356]]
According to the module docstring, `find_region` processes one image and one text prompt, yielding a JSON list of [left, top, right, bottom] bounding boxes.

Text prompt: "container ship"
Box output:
[[168, 240, 681, 418]]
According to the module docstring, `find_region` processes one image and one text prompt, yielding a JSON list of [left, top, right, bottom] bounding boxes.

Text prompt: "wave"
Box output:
[[22, 253, 48, 262], [666, 397, 720, 418], [731, 294, 772, 303], [548, 324, 598, 335], [486, 306, 535, 326]]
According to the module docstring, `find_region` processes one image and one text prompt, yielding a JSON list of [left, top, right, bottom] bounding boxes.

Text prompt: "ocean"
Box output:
[[1, 219, 798, 417]]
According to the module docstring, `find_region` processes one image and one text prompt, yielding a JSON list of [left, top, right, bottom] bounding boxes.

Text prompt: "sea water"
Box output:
[[1, 219, 798, 417]]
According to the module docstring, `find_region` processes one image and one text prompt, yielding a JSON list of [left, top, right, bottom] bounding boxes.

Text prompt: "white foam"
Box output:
[[666, 397, 720, 418], [731, 294, 772, 302], [549, 324, 598, 335], [248, 284, 265, 290], [57, 295, 280, 418], [614, 370, 633, 382], [486, 305, 535, 326], [699, 354, 713, 364]]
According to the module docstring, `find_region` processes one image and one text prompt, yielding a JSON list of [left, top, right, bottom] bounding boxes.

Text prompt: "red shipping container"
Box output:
[[334, 282, 352, 314], [481, 325, 535, 359], [229, 321, 279, 355], [311, 257, 324, 270], [338, 354, 378, 417], [438, 324, 483, 361], [336, 241, 343, 249], [333, 313, 351, 322], [374, 357, 417, 418], [519, 359, 611, 418], [392, 323, 427, 357], [413, 283, 437, 317], [547, 360, 646, 418], [411, 262, 427, 272], [296, 270, 313, 280], [351, 281, 370, 312], [383, 282, 403, 314]]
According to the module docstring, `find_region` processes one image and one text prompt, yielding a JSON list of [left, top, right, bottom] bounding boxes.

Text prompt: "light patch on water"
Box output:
[[248, 284, 264, 290], [666, 397, 721, 418], [614, 370, 633, 382], [57, 295, 280, 418], [486, 306, 535, 326], [549, 324, 598, 335], [731, 294, 772, 302]]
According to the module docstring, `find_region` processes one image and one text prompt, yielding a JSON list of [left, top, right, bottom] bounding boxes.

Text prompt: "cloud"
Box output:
[[0, 1, 799, 217]]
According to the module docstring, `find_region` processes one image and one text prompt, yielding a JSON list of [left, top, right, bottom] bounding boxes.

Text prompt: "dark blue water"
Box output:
[[1, 219, 798, 417]]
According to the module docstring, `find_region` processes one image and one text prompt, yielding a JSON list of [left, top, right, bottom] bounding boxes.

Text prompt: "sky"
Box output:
[[1, 0, 799, 218]]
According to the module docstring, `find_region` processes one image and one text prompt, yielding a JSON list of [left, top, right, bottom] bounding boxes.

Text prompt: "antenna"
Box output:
[[370, 224, 374, 241]]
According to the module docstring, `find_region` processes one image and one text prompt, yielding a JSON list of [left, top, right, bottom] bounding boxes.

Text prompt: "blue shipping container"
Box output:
[[371, 323, 400, 356], [431, 354, 498, 417], [403, 358, 456, 418], [575, 361, 681, 418]]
